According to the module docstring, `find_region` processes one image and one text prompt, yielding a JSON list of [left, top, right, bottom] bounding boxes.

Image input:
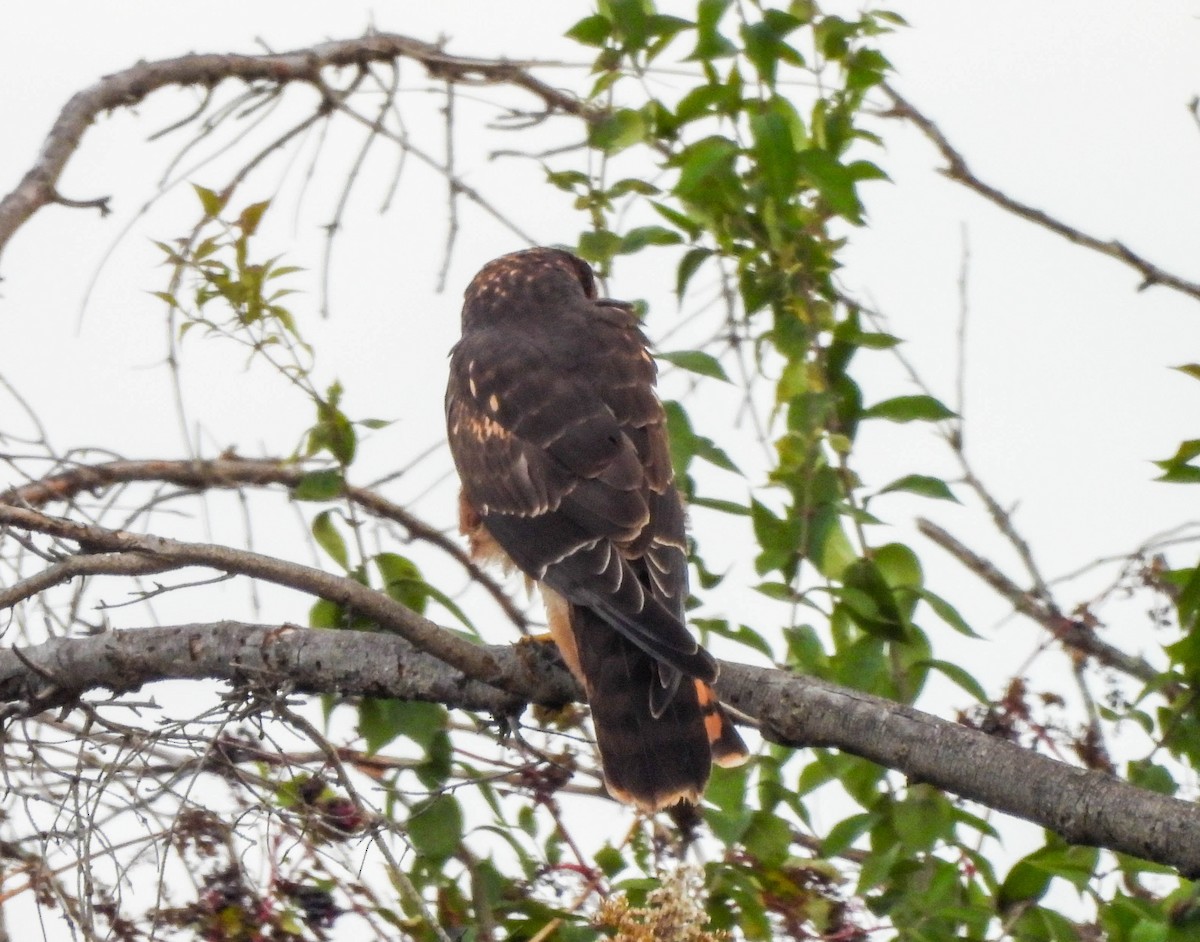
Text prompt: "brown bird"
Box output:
[[445, 247, 748, 811]]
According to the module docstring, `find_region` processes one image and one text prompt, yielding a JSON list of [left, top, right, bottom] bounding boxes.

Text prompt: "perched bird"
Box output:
[[445, 247, 748, 811]]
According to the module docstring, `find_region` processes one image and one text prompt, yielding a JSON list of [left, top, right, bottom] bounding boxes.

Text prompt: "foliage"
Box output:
[[1, 2, 1199, 941]]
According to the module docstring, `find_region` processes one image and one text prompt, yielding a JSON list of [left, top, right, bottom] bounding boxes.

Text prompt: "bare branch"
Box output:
[[717, 660, 1200, 879], [3, 621, 1200, 877], [917, 517, 1162, 687], [882, 82, 1200, 303], [0, 502, 512, 690], [0, 33, 596, 269], [0, 552, 172, 610], [0, 455, 529, 630]]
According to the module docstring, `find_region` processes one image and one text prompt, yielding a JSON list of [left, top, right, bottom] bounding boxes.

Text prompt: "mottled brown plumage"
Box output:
[[446, 247, 748, 810]]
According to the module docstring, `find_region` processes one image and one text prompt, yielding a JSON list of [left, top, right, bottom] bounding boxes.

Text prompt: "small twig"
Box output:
[[0, 502, 510, 690], [0, 33, 592, 271], [436, 79, 460, 293], [49, 192, 111, 216], [917, 517, 1160, 686], [882, 82, 1200, 303], [0, 553, 172, 611], [0, 455, 528, 631]]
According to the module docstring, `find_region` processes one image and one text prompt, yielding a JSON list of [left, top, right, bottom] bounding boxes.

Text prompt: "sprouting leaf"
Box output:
[[237, 200, 271, 236], [192, 183, 228, 218]]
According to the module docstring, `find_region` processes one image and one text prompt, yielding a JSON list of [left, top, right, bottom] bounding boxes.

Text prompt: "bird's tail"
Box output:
[[566, 604, 749, 811]]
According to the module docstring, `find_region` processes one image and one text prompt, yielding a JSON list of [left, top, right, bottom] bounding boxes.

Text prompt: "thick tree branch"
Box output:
[[2, 622, 1199, 877], [0, 33, 595, 268], [0, 502, 516, 692], [716, 661, 1200, 879], [918, 518, 1162, 686], [0, 455, 528, 630], [882, 83, 1200, 303]]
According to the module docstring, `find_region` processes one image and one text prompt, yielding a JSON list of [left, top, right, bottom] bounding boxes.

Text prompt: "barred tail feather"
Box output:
[[567, 605, 748, 811]]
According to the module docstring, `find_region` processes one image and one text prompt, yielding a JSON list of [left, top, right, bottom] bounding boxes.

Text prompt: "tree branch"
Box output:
[[717, 661, 1200, 879], [0, 33, 596, 269], [0, 502, 516, 692], [2, 621, 1199, 877], [0, 455, 528, 630], [917, 517, 1162, 686], [882, 83, 1200, 303], [0, 552, 172, 610]]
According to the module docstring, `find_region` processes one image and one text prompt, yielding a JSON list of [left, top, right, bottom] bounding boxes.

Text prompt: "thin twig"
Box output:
[[882, 83, 1200, 302], [917, 517, 1161, 686]]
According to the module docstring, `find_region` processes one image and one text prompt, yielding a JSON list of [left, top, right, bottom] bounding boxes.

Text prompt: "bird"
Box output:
[[445, 246, 748, 811]]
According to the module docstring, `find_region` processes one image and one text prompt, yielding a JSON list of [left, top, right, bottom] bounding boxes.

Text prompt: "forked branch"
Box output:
[[882, 83, 1200, 303], [0, 33, 596, 269]]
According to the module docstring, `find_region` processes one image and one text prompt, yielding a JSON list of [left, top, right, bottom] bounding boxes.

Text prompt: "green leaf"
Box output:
[[807, 507, 855, 580], [311, 510, 349, 570], [618, 225, 681, 253], [878, 473, 958, 502], [292, 469, 344, 502], [360, 698, 446, 753], [675, 247, 712, 299], [1174, 562, 1200, 633], [407, 795, 463, 861], [657, 349, 730, 382], [375, 552, 428, 615], [918, 658, 988, 703], [822, 812, 876, 857], [192, 183, 228, 218], [672, 135, 739, 202], [308, 386, 357, 465], [565, 13, 611, 46], [1127, 758, 1178, 796], [862, 394, 956, 423], [686, 0, 736, 60], [605, 0, 648, 47], [1155, 439, 1200, 483], [840, 558, 908, 640], [577, 229, 623, 265], [750, 97, 802, 205], [664, 400, 740, 475], [694, 617, 774, 660], [589, 108, 646, 154], [916, 588, 981, 638], [237, 200, 270, 236], [309, 598, 344, 629]]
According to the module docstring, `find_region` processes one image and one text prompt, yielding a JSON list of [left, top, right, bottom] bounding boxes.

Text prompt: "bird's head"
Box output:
[[461, 247, 598, 329]]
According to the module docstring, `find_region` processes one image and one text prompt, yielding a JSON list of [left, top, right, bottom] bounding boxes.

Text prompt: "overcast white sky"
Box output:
[[2, 0, 1200, 823]]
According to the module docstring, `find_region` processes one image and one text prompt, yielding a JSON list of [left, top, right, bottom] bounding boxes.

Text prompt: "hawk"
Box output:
[[445, 247, 748, 811]]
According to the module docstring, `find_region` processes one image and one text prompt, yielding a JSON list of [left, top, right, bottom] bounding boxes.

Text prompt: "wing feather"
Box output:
[[446, 308, 715, 691]]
